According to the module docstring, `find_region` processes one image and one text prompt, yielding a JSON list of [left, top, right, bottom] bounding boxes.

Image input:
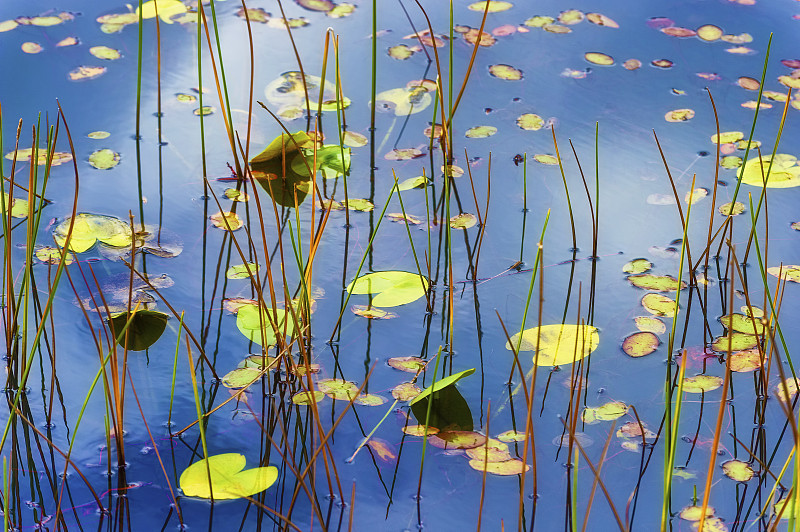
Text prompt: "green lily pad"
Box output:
[[388, 356, 426, 373], [719, 201, 745, 215], [524, 16, 555, 27], [622, 258, 652, 274], [291, 145, 351, 178], [622, 331, 659, 358], [88, 149, 120, 169], [741, 154, 800, 188], [317, 378, 359, 401], [767, 265, 800, 282], [89, 46, 121, 60], [627, 274, 686, 291], [722, 459, 754, 482], [108, 310, 168, 351], [292, 390, 325, 405], [409, 368, 475, 407], [468, 1, 513, 12], [226, 263, 260, 279], [179, 453, 277, 500], [391, 382, 421, 401], [2, 192, 28, 219], [465, 126, 497, 139], [449, 213, 477, 229], [720, 313, 764, 335], [388, 44, 414, 60], [353, 393, 388, 406], [137, 0, 188, 23], [582, 401, 628, 423], [682, 374, 723, 393], [506, 324, 599, 366], [488, 64, 523, 80], [88, 131, 110, 139], [711, 131, 744, 144], [516, 113, 544, 131], [221, 368, 263, 388], [397, 176, 428, 190], [236, 304, 294, 346], [250, 131, 313, 164], [374, 87, 432, 116], [347, 271, 429, 307], [634, 316, 666, 334], [711, 332, 758, 352], [533, 154, 558, 165], [641, 293, 677, 317], [720, 156, 743, 169], [53, 213, 132, 252], [428, 430, 485, 449]]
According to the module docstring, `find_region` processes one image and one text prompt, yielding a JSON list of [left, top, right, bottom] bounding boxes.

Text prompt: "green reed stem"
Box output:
[[187, 342, 213, 500], [167, 312, 185, 429]]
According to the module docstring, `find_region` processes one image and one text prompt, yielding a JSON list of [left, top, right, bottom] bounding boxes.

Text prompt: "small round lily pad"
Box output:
[[622, 332, 659, 358], [722, 459, 755, 482], [89, 149, 120, 169], [682, 374, 723, 393], [488, 64, 523, 81]]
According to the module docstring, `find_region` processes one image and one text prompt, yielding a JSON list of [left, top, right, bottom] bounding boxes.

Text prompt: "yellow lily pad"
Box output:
[[450, 213, 477, 229], [137, 0, 188, 24], [89, 46, 121, 60], [622, 332, 659, 358], [585, 52, 614, 66], [468, 1, 513, 12], [719, 313, 764, 335], [210, 211, 243, 231], [53, 213, 132, 252], [682, 374, 723, 393], [317, 378, 359, 401], [642, 293, 677, 317], [292, 390, 325, 405], [767, 265, 800, 282], [506, 324, 599, 367], [628, 274, 686, 291], [388, 356, 426, 373], [722, 459, 754, 482], [582, 401, 628, 423], [622, 258, 652, 274], [741, 154, 800, 188], [718, 201, 744, 215], [665, 109, 695, 122], [179, 453, 277, 499], [634, 316, 666, 334], [347, 271, 429, 307], [465, 126, 497, 139], [729, 349, 763, 372], [517, 113, 544, 131], [488, 64, 523, 81], [374, 87, 432, 116], [391, 382, 421, 401], [88, 149, 120, 169], [711, 332, 758, 352]]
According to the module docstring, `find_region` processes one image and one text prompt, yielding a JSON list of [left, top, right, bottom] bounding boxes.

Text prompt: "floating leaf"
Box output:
[[354, 394, 388, 406], [665, 108, 695, 122], [679, 506, 715, 521], [392, 382, 421, 401], [468, 1, 513, 12], [524, 16, 554, 27], [428, 430, 485, 449], [179, 453, 277, 500], [210, 211, 243, 231], [711, 131, 744, 144], [1, 193, 28, 219], [385, 148, 424, 160], [68, 66, 107, 81], [388, 45, 414, 60], [696, 24, 723, 41], [506, 324, 599, 367], [327, 3, 356, 18], [295, 0, 334, 12], [741, 154, 800, 188], [585, 52, 614, 66], [729, 349, 763, 372], [533, 154, 558, 165], [224, 188, 249, 202], [465, 439, 511, 462], [236, 304, 294, 346], [466, 457, 529, 475], [291, 145, 351, 179], [642, 293, 677, 317], [0, 20, 19, 32], [628, 274, 686, 291], [582, 401, 628, 423], [711, 332, 758, 353], [351, 305, 397, 319], [517, 113, 544, 131], [776, 377, 800, 404], [685, 187, 708, 204], [767, 265, 800, 282], [737, 77, 760, 90], [21, 42, 43, 54], [53, 213, 132, 252], [682, 374, 723, 393], [108, 310, 168, 351], [89, 46, 121, 60], [250, 131, 313, 164], [292, 390, 325, 405], [35, 246, 73, 265], [497, 430, 526, 442], [88, 149, 120, 170], [465, 126, 497, 139], [317, 378, 359, 401], [194, 106, 215, 116], [586, 13, 618, 28], [403, 424, 438, 437], [622, 332, 659, 358], [222, 368, 263, 388], [347, 271, 429, 307], [409, 368, 475, 407], [622, 258, 652, 274], [634, 316, 666, 334], [137, 0, 188, 24], [449, 213, 477, 229], [388, 356, 426, 373], [720, 313, 765, 335], [720, 156, 743, 169], [488, 64, 523, 81], [374, 87, 432, 116], [343, 131, 368, 147], [226, 263, 260, 279], [662, 27, 695, 37], [721, 460, 754, 482], [623, 59, 642, 70], [386, 213, 422, 225]]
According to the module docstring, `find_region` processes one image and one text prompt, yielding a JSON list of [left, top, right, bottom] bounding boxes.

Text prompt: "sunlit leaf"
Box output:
[[767, 265, 800, 282], [210, 211, 243, 231], [327, 3, 356, 18], [409, 368, 475, 407], [465, 126, 497, 139], [292, 390, 325, 405], [428, 430, 485, 449], [392, 382, 421, 401], [449, 213, 477, 229], [533, 154, 558, 165], [226, 263, 260, 279], [488, 64, 523, 80], [386, 212, 422, 225], [385, 148, 424, 160], [741, 154, 800, 188], [388, 356, 426, 373], [53, 213, 133, 252], [465, 439, 511, 462], [179, 453, 277, 500], [89, 46, 121, 60], [679, 506, 715, 521], [295, 0, 334, 12], [88, 149, 120, 169], [351, 305, 397, 319], [524, 16, 554, 28], [343, 131, 368, 147], [582, 401, 628, 423], [354, 393, 388, 406], [662, 27, 695, 37], [641, 293, 677, 317], [347, 271, 429, 307], [517, 113, 544, 131], [622, 332, 659, 358], [136, 0, 188, 24], [586, 13, 618, 28], [317, 378, 359, 401], [711, 332, 758, 352], [506, 324, 599, 366], [250, 131, 313, 164], [193, 106, 215, 116], [585, 52, 614, 66], [729, 349, 763, 372], [35, 246, 72, 265], [720, 313, 765, 335], [634, 316, 666, 334], [665, 108, 695, 122], [623, 59, 642, 70], [696, 24, 723, 41], [21, 42, 43, 54], [222, 368, 263, 389], [682, 374, 723, 393], [720, 157, 743, 169], [374, 87, 432, 116], [622, 258, 652, 274], [497, 430, 526, 442], [628, 274, 686, 291], [291, 145, 351, 179], [236, 304, 294, 346], [468, 1, 513, 12]]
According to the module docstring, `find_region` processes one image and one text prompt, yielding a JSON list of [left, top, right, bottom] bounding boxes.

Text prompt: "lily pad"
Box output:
[[767, 265, 800, 282], [449, 213, 477, 229], [497, 430, 526, 442], [210, 211, 243, 231], [88, 149, 120, 169], [729, 348, 763, 372], [719, 201, 745, 215], [374, 87, 432, 116], [108, 310, 168, 351], [353, 394, 388, 406], [585, 52, 614, 66], [68, 66, 106, 81], [582, 401, 628, 423], [236, 304, 294, 346], [711, 332, 759, 352], [226, 263, 260, 279], [741, 154, 800, 188], [291, 145, 351, 178], [351, 306, 397, 319], [622, 331, 659, 358], [720, 313, 764, 335], [506, 324, 599, 367], [391, 382, 421, 401], [347, 271, 429, 307], [627, 274, 686, 291], [468, 1, 513, 12], [292, 390, 325, 405], [388, 356, 426, 373], [53, 213, 132, 252], [586, 13, 618, 28], [89, 46, 121, 60], [634, 316, 666, 334], [517, 113, 544, 131], [221, 368, 263, 389], [682, 374, 723, 393], [317, 378, 359, 401], [641, 293, 677, 317], [722, 460, 754, 482], [428, 430, 485, 449], [488, 64, 523, 81], [665, 109, 695, 122], [179, 453, 277, 500], [388, 45, 414, 60], [696, 24, 723, 41], [465, 126, 497, 139], [622, 258, 652, 274]]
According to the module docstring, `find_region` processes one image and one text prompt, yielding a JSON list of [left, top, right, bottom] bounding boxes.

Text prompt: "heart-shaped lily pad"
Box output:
[[179, 453, 277, 500], [347, 271, 429, 307], [506, 324, 599, 366]]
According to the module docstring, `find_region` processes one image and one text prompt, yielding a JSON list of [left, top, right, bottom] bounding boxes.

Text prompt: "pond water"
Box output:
[[2, 0, 800, 530]]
